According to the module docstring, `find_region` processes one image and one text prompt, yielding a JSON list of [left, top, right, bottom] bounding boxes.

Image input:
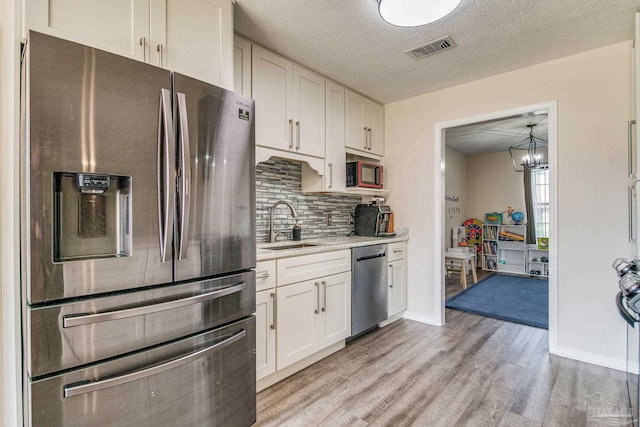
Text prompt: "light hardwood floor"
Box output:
[[256, 271, 629, 426]]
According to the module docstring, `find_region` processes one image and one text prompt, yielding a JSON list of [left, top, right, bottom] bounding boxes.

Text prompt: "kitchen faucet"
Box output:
[[269, 200, 298, 243]]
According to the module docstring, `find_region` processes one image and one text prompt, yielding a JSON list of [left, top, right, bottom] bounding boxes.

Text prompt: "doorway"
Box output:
[[434, 101, 558, 353]]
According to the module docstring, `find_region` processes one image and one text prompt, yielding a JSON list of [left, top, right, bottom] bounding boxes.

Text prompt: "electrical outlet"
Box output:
[[349, 213, 355, 225], [327, 213, 332, 226]]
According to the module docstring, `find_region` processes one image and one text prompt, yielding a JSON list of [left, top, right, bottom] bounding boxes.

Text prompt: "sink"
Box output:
[[263, 243, 320, 250]]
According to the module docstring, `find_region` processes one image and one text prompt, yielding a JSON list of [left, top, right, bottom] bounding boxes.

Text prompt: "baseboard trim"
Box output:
[[403, 311, 443, 326], [555, 345, 629, 373]]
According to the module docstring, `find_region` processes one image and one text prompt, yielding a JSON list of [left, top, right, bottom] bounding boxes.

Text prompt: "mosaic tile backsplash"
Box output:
[[256, 158, 362, 243]]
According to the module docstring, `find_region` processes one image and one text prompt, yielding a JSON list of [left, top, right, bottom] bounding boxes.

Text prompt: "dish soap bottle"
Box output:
[[293, 222, 301, 241]]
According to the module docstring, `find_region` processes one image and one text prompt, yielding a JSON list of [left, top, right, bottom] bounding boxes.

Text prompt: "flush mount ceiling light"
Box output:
[[509, 124, 548, 172], [378, 0, 462, 27]]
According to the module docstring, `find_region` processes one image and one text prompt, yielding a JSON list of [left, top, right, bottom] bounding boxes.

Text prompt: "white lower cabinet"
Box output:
[[276, 271, 351, 370], [388, 258, 406, 317], [258, 250, 351, 388], [385, 242, 407, 322], [256, 289, 276, 381]]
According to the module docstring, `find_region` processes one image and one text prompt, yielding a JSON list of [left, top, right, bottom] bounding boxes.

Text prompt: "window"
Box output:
[[530, 167, 549, 238]]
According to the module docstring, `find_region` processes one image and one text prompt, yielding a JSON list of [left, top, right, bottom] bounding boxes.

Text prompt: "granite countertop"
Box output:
[[257, 229, 409, 261]]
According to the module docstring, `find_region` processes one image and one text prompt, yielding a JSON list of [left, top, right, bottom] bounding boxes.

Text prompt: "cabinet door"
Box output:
[[345, 89, 367, 152], [367, 101, 385, 156], [256, 289, 277, 380], [292, 66, 325, 158], [150, 0, 233, 88], [276, 280, 319, 369], [318, 272, 351, 349], [234, 35, 252, 97], [252, 46, 294, 152], [325, 80, 346, 191], [24, 0, 149, 61], [388, 259, 406, 317]]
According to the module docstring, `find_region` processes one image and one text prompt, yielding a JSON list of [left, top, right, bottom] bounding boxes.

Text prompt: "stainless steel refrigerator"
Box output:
[[21, 31, 256, 426]]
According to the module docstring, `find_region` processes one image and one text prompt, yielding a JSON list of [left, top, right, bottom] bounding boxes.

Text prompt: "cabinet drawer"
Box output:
[[388, 242, 406, 262], [277, 250, 350, 286], [256, 260, 276, 292]]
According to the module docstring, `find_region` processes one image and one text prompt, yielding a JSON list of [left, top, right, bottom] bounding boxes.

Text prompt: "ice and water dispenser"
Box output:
[[53, 172, 132, 262]]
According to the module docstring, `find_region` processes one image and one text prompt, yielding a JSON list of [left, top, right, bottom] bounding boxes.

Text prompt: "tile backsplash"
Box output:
[[256, 158, 362, 243]]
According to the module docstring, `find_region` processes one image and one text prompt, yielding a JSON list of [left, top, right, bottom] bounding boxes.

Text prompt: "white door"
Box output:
[[150, 0, 233, 88], [24, 0, 150, 61], [256, 289, 276, 380], [368, 102, 385, 156], [388, 259, 407, 317], [252, 46, 294, 152], [277, 280, 319, 369], [345, 89, 367, 152], [318, 272, 351, 349], [292, 66, 325, 158], [325, 80, 346, 191]]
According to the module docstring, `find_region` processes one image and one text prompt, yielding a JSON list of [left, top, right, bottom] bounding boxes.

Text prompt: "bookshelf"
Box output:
[[482, 224, 527, 275]]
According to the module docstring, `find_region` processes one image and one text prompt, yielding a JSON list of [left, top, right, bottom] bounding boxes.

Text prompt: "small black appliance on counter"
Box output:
[[354, 202, 395, 237]]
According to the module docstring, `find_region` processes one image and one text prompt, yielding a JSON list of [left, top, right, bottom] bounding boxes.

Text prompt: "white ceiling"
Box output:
[[234, 0, 639, 104], [444, 113, 548, 155]]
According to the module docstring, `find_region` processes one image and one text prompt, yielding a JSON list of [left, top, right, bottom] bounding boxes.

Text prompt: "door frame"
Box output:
[[434, 101, 558, 354]]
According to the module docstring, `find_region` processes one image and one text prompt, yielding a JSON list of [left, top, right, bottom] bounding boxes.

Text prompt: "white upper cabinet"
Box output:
[[150, 0, 234, 88], [252, 45, 325, 158], [234, 35, 252, 97], [345, 89, 384, 157], [24, 0, 234, 89]]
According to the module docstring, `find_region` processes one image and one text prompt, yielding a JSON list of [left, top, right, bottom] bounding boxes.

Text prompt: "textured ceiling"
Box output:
[[234, 0, 639, 104], [445, 113, 548, 155]]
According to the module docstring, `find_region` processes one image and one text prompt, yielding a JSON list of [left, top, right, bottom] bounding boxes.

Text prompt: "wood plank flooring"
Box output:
[[256, 272, 629, 426]]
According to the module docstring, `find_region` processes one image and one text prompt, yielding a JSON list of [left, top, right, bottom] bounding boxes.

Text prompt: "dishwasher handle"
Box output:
[[356, 253, 386, 262]]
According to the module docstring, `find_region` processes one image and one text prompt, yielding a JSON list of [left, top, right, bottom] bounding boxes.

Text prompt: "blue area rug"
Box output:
[[445, 274, 548, 329]]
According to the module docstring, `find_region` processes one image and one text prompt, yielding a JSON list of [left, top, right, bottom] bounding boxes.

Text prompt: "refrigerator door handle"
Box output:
[[62, 328, 246, 398], [63, 282, 246, 328], [176, 92, 191, 261], [158, 88, 175, 263]]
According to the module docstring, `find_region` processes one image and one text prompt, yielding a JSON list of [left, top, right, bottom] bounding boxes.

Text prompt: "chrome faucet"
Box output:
[[269, 200, 298, 243]]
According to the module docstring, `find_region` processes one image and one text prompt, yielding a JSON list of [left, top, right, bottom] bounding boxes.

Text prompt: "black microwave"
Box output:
[[346, 161, 383, 189]]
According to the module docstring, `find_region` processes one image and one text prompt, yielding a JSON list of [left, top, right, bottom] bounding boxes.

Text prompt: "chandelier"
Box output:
[[508, 124, 548, 172]]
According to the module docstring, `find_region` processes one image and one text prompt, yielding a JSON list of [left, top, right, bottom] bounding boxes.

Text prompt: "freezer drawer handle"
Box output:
[[63, 282, 246, 328], [63, 328, 246, 398]]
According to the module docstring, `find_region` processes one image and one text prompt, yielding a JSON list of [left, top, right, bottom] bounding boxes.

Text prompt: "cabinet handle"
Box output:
[[139, 37, 146, 62], [368, 128, 372, 150], [363, 127, 368, 149], [270, 292, 276, 330], [393, 249, 403, 253], [389, 264, 394, 287], [629, 120, 637, 178], [296, 121, 301, 150], [257, 271, 270, 280], [289, 119, 293, 149], [157, 44, 163, 67], [315, 282, 320, 314], [321, 281, 326, 312], [328, 163, 333, 188]]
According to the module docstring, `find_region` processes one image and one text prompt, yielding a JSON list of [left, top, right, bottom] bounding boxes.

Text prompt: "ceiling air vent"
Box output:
[[406, 36, 457, 60]]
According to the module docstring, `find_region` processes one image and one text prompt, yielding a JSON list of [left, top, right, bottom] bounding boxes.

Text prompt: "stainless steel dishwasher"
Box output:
[[350, 244, 388, 340]]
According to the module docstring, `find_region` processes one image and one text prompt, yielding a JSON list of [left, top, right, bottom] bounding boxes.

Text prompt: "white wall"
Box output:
[[444, 146, 467, 249], [386, 41, 631, 368], [466, 151, 525, 222]]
